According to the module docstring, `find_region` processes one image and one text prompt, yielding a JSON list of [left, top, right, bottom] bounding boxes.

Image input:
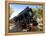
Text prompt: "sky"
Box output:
[[10, 4, 43, 19]]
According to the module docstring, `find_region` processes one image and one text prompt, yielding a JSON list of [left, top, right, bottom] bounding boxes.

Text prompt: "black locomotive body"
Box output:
[[10, 7, 38, 32]]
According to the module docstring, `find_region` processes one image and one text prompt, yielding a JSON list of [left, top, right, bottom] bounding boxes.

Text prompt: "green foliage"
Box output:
[[32, 6, 44, 18]]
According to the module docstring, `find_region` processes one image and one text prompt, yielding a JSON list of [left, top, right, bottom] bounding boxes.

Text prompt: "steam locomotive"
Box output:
[[10, 6, 38, 32]]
